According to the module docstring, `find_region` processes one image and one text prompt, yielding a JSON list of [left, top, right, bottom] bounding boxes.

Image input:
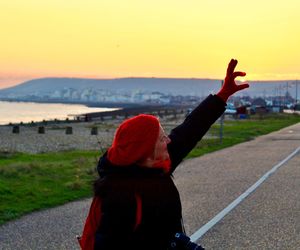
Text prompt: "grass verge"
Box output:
[[0, 151, 99, 225], [1, 113, 300, 225], [188, 113, 300, 158]]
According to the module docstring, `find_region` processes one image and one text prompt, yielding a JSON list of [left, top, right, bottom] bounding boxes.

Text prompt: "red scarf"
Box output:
[[78, 197, 101, 250]]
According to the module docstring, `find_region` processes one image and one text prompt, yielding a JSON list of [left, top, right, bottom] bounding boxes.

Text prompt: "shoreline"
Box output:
[[0, 98, 169, 108], [0, 99, 190, 126]]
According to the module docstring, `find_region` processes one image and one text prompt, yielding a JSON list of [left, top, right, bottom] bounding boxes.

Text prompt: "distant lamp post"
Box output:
[[220, 80, 224, 144], [296, 80, 298, 105]]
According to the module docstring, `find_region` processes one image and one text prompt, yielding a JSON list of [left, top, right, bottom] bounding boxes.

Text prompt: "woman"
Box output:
[[79, 59, 249, 250]]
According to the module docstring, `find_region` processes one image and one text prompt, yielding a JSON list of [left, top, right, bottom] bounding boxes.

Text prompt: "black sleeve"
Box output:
[[167, 94, 226, 172]]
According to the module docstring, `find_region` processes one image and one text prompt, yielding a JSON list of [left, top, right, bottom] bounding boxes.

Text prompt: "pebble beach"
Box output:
[[0, 115, 186, 154]]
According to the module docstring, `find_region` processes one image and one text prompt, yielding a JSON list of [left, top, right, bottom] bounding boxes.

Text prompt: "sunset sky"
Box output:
[[1, 0, 300, 89]]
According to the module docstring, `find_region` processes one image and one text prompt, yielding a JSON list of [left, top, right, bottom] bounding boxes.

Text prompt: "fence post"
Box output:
[[12, 125, 20, 134], [91, 127, 98, 135], [173, 109, 177, 119], [38, 126, 45, 134], [66, 126, 73, 134]]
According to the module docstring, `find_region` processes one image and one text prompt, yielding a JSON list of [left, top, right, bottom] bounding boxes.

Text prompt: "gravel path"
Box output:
[[0, 122, 299, 249]]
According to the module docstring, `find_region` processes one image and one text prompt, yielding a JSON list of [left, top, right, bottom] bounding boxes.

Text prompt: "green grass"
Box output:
[[1, 113, 300, 225], [187, 113, 300, 158], [0, 151, 99, 225]]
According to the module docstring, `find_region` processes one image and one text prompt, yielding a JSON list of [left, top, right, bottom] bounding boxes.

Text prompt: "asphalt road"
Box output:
[[198, 152, 300, 249], [1, 122, 299, 250]]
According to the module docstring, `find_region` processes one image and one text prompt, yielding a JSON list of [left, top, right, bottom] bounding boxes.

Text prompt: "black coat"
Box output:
[[93, 94, 226, 250]]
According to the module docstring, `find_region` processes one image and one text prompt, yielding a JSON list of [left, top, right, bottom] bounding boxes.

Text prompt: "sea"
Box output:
[[0, 101, 119, 125]]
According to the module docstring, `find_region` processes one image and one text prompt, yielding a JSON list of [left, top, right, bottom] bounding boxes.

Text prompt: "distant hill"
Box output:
[[0, 77, 297, 104], [0, 77, 222, 96]]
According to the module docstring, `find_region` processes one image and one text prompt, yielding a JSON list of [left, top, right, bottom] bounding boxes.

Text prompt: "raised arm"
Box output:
[[167, 59, 249, 171]]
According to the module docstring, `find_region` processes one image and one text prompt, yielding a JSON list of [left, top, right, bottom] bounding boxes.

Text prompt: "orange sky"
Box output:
[[1, 0, 300, 89]]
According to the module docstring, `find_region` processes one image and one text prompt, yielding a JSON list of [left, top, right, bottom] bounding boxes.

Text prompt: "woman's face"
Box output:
[[153, 125, 171, 161]]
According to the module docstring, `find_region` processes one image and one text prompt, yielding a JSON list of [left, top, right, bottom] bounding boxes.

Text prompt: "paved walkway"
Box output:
[[1, 123, 300, 250]]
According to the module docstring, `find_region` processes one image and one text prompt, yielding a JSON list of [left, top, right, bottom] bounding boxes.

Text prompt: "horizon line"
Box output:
[[15, 75, 300, 82], [1, 76, 298, 91]]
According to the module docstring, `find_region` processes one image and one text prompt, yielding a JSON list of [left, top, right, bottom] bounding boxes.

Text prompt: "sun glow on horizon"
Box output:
[[1, 0, 300, 88]]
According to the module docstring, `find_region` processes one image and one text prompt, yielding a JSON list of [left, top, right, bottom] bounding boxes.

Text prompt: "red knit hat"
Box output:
[[107, 114, 160, 166]]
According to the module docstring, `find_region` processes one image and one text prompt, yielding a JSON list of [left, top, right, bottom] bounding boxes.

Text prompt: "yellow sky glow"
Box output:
[[1, 0, 300, 88]]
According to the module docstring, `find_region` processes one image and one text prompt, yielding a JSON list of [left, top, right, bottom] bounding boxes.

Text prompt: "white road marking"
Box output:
[[190, 145, 300, 242]]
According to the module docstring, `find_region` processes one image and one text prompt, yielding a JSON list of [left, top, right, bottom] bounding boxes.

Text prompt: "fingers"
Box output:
[[227, 59, 238, 75], [233, 71, 246, 78], [236, 83, 249, 91], [223, 59, 249, 96]]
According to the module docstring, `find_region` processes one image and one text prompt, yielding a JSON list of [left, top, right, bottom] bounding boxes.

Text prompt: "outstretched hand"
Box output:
[[217, 59, 249, 102]]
